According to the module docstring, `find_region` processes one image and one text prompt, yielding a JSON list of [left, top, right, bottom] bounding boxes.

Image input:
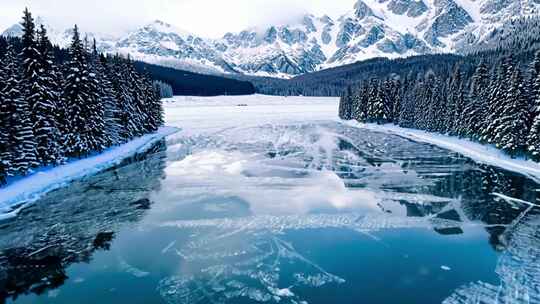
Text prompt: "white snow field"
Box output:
[[0, 127, 178, 219], [163, 95, 339, 135]]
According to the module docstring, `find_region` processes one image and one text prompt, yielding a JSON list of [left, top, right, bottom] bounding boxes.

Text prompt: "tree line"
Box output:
[[339, 51, 540, 160], [0, 9, 164, 185]]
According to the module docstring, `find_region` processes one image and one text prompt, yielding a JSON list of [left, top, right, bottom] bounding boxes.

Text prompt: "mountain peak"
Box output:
[[353, 0, 374, 19], [141, 19, 192, 37]]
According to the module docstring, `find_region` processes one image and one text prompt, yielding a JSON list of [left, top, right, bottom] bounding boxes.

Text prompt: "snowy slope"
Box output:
[[3, 0, 539, 77], [0, 127, 178, 220]]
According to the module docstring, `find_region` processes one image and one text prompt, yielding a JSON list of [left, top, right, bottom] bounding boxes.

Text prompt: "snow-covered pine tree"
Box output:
[[411, 74, 426, 129], [350, 87, 360, 121], [84, 39, 107, 152], [62, 25, 94, 157], [3, 46, 38, 175], [529, 51, 540, 108], [366, 79, 387, 124], [96, 53, 122, 146], [0, 49, 10, 184], [20, 8, 43, 118], [423, 72, 440, 132], [482, 56, 513, 144], [380, 78, 395, 122], [416, 72, 433, 131], [30, 24, 63, 165], [140, 70, 163, 132], [428, 73, 446, 133], [492, 66, 530, 156], [356, 83, 369, 122], [463, 61, 490, 140], [445, 65, 466, 136], [390, 78, 402, 123], [121, 58, 143, 140], [526, 53, 540, 159], [339, 86, 354, 120], [397, 75, 415, 128], [124, 57, 148, 137], [153, 80, 173, 98]]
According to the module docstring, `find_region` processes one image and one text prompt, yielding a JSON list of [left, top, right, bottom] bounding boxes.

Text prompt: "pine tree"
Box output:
[[366, 79, 387, 124], [339, 86, 354, 120], [356, 83, 369, 122], [31, 25, 63, 165], [463, 61, 490, 140], [423, 72, 442, 132], [142, 73, 164, 132], [85, 39, 106, 152], [493, 67, 530, 156], [526, 52, 540, 159], [96, 53, 122, 146], [397, 75, 415, 128], [126, 60, 149, 137], [445, 65, 466, 136], [20, 8, 42, 117], [390, 78, 402, 123], [110, 57, 138, 141], [482, 56, 514, 144], [529, 51, 540, 108], [62, 25, 94, 157], [3, 46, 38, 175], [0, 49, 10, 184]]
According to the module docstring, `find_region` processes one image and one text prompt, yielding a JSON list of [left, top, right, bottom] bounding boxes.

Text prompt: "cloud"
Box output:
[[0, 0, 356, 38]]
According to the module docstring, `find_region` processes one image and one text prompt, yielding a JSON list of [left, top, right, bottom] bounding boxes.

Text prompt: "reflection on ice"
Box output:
[[444, 213, 540, 304]]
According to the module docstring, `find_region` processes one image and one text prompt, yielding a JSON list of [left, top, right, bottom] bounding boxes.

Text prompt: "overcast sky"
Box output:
[[0, 0, 357, 38]]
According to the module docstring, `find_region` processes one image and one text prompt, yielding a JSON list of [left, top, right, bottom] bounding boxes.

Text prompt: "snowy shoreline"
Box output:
[[345, 121, 540, 182], [0, 127, 179, 220]]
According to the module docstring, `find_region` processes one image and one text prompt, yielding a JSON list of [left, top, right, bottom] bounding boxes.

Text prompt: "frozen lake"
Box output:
[[1, 95, 539, 304]]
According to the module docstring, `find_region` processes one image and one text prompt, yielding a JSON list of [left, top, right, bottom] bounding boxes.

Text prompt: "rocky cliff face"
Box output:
[[4, 0, 539, 78]]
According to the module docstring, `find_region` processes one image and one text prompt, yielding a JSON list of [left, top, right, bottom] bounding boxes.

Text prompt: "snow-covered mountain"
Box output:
[[3, 0, 540, 78]]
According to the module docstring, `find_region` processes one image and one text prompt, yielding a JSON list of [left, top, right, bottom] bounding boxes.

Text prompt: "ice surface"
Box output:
[[443, 213, 540, 304], [157, 229, 347, 304]]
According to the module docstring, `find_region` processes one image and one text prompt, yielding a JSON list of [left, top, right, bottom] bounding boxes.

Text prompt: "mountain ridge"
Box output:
[[3, 0, 540, 78]]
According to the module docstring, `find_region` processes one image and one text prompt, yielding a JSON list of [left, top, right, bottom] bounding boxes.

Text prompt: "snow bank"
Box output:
[[346, 121, 540, 181], [164, 95, 339, 135], [0, 127, 179, 219]]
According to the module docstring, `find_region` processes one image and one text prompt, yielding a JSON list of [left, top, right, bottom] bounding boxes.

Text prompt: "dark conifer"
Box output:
[[463, 61, 489, 139], [3, 46, 38, 175], [493, 66, 530, 156], [62, 25, 93, 157], [31, 25, 63, 165]]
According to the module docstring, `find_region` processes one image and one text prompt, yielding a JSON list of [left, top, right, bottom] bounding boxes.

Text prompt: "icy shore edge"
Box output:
[[0, 126, 179, 220], [345, 121, 540, 182]]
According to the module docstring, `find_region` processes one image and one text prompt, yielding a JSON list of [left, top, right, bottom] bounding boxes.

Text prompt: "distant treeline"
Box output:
[[339, 51, 540, 160], [0, 9, 164, 185], [133, 61, 256, 96]]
